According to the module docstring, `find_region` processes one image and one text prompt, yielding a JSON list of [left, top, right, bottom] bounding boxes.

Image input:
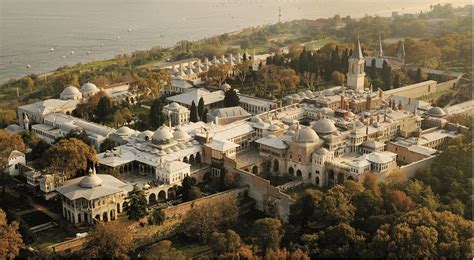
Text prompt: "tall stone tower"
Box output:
[[347, 36, 366, 91]]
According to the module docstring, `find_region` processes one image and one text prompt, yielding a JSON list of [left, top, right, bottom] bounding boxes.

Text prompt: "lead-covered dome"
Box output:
[[313, 118, 337, 134], [80, 82, 99, 93], [152, 125, 173, 142], [295, 126, 319, 143], [60, 86, 82, 100], [79, 169, 103, 188], [426, 106, 446, 118], [115, 126, 133, 137], [173, 126, 191, 141]]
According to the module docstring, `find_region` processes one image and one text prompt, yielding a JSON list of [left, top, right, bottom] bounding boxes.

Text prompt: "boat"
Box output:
[[70, 51, 75, 54], [50, 48, 55, 52], [116, 36, 120, 40], [100, 43, 104, 47], [26, 64, 32, 68], [128, 28, 132, 32], [62, 56, 66, 59], [86, 51, 91, 55]]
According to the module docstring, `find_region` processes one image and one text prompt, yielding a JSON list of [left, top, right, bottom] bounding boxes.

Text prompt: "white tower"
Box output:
[[347, 36, 365, 91]]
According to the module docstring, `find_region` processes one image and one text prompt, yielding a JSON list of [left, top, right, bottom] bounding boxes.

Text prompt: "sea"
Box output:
[[0, 0, 470, 83]]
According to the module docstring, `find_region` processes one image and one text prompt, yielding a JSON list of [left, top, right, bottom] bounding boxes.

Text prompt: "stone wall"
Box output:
[[162, 187, 249, 222], [399, 156, 436, 178], [384, 78, 459, 100], [228, 167, 295, 223]]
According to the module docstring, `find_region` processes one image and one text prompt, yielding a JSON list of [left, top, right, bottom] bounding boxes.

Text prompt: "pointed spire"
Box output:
[[352, 35, 363, 59], [377, 35, 383, 57]]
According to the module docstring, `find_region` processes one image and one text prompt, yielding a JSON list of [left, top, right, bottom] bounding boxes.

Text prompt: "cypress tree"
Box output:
[[190, 101, 198, 122], [149, 98, 164, 128], [393, 74, 401, 88], [198, 97, 205, 121]]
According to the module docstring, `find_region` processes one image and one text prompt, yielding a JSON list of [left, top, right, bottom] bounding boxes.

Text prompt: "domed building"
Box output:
[[173, 126, 191, 141], [80, 82, 100, 98], [152, 125, 174, 145], [138, 130, 154, 141], [162, 102, 190, 127], [60, 86, 82, 100], [426, 106, 447, 118], [56, 168, 128, 224], [313, 118, 337, 135], [294, 126, 319, 143]]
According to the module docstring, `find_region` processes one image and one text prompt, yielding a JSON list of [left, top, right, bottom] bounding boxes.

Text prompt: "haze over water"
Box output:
[[0, 0, 470, 83]]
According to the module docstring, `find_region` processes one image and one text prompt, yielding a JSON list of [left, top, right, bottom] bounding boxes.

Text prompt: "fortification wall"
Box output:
[[399, 156, 436, 178], [229, 167, 295, 223]]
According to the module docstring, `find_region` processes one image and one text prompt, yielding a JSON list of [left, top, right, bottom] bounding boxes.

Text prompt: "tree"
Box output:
[[112, 108, 132, 127], [331, 71, 345, 85], [125, 186, 148, 220], [30, 139, 51, 161], [148, 208, 166, 225], [210, 229, 241, 255], [198, 97, 205, 121], [181, 176, 197, 201], [362, 173, 381, 197], [0, 209, 23, 259], [223, 89, 240, 107], [415, 68, 428, 83], [406, 41, 442, 68], [383, 189, 413, 213], [381, 60, 392, 90], [249, 218, 283, 252], [96, 96, 112, 123], [202, 64, 231, 86], [0, 109, 17, 128], [144, 240, 185, 260], [99, 138, 116, 153], [180, 198, 239, 241], [188, 186, 202, 201], [149, 98, 165, 129], [311, 185, 355, 229], [82, 222, 133, 259], [393, 73, 401, 88], [40, 138, 96, 178], [234, 61, 251, 86], [190, 101, 198, 123], [0, 130, 26, 168]]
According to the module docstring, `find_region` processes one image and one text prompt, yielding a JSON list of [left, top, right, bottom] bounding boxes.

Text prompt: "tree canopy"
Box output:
[[82, 222, 133, 259]]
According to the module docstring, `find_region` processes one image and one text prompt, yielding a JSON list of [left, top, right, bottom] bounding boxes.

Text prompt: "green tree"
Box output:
[[198, 97, 205, 121], [149, 98, 165, 129], [210, 229, 241, 255], [223, 89, 240, 107], [125, 186, 148, 220], [82, 222, 133, 259], [188, 186, 202, 201], [393, 73, 401, 88], [249, 218, 283, 252], [96, 96, 112, 123], [148, 208, 166, 225], [311, 185, 355, 229], [190, 101, 198, 122], [331, 71, 345, 85], [99, 138, 116, 153], [181, 176, 197, 201]]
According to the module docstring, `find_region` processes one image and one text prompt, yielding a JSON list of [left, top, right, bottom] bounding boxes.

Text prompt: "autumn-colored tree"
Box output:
[[331, 71, 345, 85], [0, 109, 17, 128], [180, 198, 239, 241], [311, 185, 355, 229], [0, 209, 23, 259], [40, 138, 96, 178], [362, 173, 381, 197], [288, 42, 303, 59], [144, 240, 185, 260], [149, 70, 172, 94], [82, 222, 133, 259], [202, 64, 231, 86], [406, 41, 442, 68], [264, 248, 310, 260], [249, 218, 283, 252], [234, 60, 252, 86], [383, 189, 413, 213], [112, 107, 132, 127], [0, 130, 26, 168], [210, 229, 241, 255]]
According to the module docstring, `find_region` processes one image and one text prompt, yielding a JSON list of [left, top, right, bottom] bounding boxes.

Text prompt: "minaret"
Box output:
[[398, 38, 406, 64], [204, 58, 210, 71], [347, 36, 366, 92], [376, 35, 383, 57]]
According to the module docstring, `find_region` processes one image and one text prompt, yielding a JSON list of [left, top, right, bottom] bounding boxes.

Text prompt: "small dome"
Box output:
[[173, 127, 191, 141], [152, 125, 173, 141], [79, 173, 103, 188], [80, 82, 99, 93], [62, 86, 80, 95], [115, 126, 133, 136], [268, 124, 279, 131], [287, 130, 296, 135], [426, 106, 446, 118], [295, 126, 319, 143], [168, 102, 181, 110], [138, 130, 154, 140], [313, 119, 337, 134]]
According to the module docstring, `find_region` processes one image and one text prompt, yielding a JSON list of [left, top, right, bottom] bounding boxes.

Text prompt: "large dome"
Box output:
[[79, 174, 103, 188], [80, 82, 99, 93], [115, 126, 133, 136], [138, 130, 154, 140], [62, 86, 80, 95], [168, 102, 181, 110], [295, 126, 319, 143], [152, 125, 173, 141], [173, 126, 191, 141], [426, 106, 446, 118], [313, 118, 337, 134]]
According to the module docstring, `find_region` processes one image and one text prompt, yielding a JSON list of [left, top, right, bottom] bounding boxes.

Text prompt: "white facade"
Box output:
[[7, 150, 25, 176]]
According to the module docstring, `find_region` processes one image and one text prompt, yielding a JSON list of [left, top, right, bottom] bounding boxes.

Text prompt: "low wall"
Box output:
[[229, 167, 295, 223], [385, 78, 459, 99], [48, 237, 87, 253], [277, 180, 304, 192], [399, 156, 436, 178]]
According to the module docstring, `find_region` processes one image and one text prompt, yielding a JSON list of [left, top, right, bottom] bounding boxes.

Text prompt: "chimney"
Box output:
[[340, 95, 344, 109], [408, 98, 411, 105]]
